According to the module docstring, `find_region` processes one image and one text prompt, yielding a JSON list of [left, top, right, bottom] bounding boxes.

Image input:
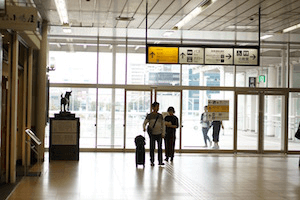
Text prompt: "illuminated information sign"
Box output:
[[148, 46, 178, 64], [178, 47, 204, 64], [234, 48, 258, 66], [146, 45, 259, 66], [205, 48, 233, 65]]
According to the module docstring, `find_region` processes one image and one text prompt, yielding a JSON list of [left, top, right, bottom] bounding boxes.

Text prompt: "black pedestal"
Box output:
[[49, 112, 80, 161]]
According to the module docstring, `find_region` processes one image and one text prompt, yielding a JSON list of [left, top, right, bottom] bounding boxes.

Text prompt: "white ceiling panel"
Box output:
[[184, 0, 238, 30], [30, 0, 300, 34], [150, 0, 191, 29], [202, 0, 262, 31]]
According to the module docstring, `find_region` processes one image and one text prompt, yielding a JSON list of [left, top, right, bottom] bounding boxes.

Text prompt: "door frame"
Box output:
[[124, 89, 152, 150], [155, 89, 183, 150], [235, 89, 288, 154]]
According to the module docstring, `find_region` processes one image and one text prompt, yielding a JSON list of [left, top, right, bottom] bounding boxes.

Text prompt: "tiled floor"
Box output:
[[6, 152, 300, 200]]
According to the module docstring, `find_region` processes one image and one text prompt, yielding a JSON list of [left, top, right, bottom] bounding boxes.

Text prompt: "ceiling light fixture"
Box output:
[[115, 16, 134, 21], [173, 0, 217, 30], [227, 25, 256, 30], [260, 34, 273, 40], [54, 0, 69, 24], [283, 23, 300, 33]]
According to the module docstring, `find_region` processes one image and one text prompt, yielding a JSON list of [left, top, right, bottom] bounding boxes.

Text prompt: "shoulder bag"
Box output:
[[147, 115, 159, 137]]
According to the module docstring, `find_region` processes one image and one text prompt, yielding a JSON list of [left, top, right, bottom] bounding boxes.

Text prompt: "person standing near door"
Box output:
[[143, 102, 165, 166], [212, 120, 224, 149], [200, 106, 212, 147], [164, 107, 179, 162]]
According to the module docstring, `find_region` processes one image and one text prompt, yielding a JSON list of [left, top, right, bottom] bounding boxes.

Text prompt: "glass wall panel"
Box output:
[[237, 94, 259, 150], [157, 91, 181, 150], [127, 53, 180, 85], [290, 44, 300, 89], [98, 52, 113, 84], [264, 95, 284, 151], [236, 67, 260, 87], [46, 87, 97, 148], [49, 51, 97, 83], [97, 89, 124, 148], [237, 45, 288, 88], [116, 53, 126, 84], [288, 92, 300, 151], [182, 65, 234, 87], [125, 91, 151, 149], [181, 90, 233, 149]]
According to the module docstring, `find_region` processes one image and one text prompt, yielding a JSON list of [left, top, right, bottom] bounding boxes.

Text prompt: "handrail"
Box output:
[[24, 129, 41, 176], [25, 129, 42, 145]]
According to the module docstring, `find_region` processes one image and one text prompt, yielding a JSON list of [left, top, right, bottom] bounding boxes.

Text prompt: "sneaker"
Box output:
[[164, 158, 169, 162], [212, 142, 219, 149], [158, 163, 165, 166]]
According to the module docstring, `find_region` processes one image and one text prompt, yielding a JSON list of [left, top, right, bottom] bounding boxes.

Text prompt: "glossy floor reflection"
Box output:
[[6, 152, 300, 200]]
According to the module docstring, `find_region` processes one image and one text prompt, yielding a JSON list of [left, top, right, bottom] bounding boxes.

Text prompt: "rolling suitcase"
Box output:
[[135, 135, 146, 167]]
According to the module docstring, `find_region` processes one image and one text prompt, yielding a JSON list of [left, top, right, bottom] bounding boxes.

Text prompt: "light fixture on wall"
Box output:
[[54, 0, 69, 24], [282, 23, 300, 33], [172, 0, 217, 30]]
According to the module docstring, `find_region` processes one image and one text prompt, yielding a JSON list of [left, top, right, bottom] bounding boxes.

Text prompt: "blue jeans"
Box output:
[[149, 134, 163, 164], [202, 127, 211, 146]]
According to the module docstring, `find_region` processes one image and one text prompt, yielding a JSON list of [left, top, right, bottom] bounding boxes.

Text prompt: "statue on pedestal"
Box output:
[[60, 91, 72, 112]]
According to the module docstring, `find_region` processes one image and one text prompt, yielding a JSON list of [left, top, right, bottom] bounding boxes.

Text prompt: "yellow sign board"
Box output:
[[208, 105, 229, 112], [148, 47, 178, 64]]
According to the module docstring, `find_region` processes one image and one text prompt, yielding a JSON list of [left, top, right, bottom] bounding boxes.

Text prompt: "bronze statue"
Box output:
[[60, 91, 72, 112]]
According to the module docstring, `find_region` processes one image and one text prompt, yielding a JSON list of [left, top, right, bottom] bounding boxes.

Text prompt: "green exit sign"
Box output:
[[259, 75, 265, 83]]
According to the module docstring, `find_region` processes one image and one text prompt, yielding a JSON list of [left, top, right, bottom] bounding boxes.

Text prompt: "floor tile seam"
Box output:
[[164, 164, 214, 199]]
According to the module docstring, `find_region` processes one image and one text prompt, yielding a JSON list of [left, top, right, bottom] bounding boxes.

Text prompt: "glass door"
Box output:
[[97, 89, 125, 149], [237, 94, 259, 151], [156, 91, 181, 150], [264, 95, 285, 151], [125, 90, 151, 149]]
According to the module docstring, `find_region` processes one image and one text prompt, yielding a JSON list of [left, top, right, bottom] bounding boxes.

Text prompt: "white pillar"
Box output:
[[250, 95, 257, 132], [266, 66, 276, 136]]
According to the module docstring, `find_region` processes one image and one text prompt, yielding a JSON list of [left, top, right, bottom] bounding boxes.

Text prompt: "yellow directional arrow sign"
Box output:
[[148, 46, 179, 64]]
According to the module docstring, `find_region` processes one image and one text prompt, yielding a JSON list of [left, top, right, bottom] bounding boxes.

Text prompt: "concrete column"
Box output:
[[266, 66, 276, 136], [250, 95, 257, 133], [242, 95, 247, 130], [21, 49, 28, 166], [10, 33, 19, 183], [36, 21, 48, 160], [26, 48, 33, 165]]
